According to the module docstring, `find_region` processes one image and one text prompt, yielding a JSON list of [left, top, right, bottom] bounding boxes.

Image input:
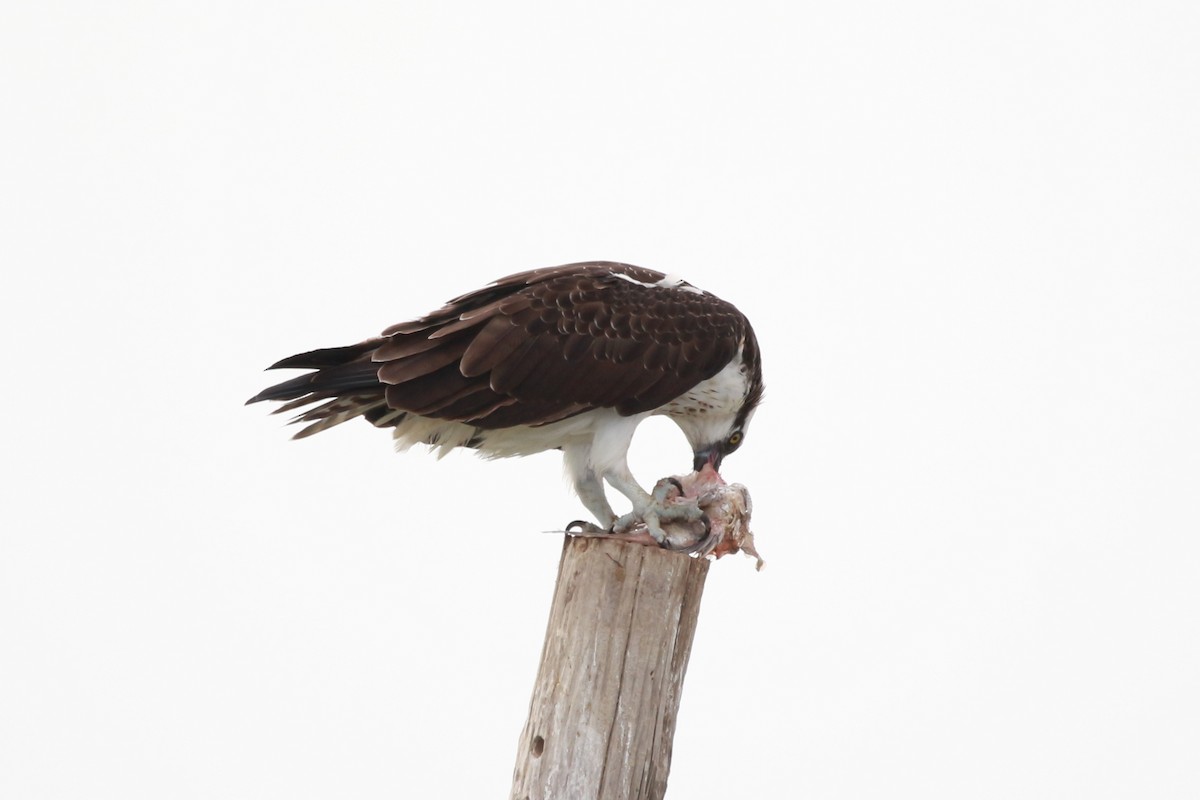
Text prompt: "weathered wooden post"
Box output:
[[511, 535, 711, 800]]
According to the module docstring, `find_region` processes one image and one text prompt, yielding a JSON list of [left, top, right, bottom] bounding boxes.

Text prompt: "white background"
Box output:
[[3, 2, 1198, 798]]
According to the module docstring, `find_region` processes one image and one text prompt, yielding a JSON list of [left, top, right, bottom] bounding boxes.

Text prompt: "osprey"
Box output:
[[248, 261, 763, 545]]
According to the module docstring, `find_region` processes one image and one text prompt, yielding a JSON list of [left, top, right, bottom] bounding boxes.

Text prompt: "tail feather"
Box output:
[[289, 394, 392, 439], [246, 360, 382, 405], [248, 341, 392, 437], [267, 339, 383, 371]]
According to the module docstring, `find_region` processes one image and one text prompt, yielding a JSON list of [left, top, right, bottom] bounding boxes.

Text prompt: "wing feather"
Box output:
[[376, 336, 470, 384], [459, 317, 531, 377]]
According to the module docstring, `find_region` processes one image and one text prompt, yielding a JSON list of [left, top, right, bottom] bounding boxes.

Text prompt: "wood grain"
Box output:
[[512, 535, 710, 800]]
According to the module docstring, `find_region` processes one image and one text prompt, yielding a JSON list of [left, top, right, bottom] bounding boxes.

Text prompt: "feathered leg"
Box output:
[[563, 442, 617, 530]]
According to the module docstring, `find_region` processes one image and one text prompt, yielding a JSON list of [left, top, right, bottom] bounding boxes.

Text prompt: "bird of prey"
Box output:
[[247, 261, 763, 545]]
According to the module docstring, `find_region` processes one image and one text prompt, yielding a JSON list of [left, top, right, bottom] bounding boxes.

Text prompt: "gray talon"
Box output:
[[656, 512, 711, 553], [662, 477, 686, 496], [566, 519, 609, 535]]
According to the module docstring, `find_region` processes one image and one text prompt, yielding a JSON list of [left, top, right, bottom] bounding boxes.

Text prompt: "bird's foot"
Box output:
[[613, 478, 711, 552]]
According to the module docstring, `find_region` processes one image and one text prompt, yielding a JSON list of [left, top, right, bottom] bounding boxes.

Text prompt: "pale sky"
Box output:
[[3, 2, 1198, 798]]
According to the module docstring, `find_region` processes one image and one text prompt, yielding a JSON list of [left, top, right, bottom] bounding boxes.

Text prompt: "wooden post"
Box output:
[[511, 535, 710, 800]]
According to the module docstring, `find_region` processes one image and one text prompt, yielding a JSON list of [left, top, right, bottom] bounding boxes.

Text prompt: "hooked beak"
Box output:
[[692, 447, 723, 473]]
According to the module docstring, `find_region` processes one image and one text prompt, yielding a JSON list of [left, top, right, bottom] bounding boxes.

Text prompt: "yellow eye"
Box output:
[[727, 431, 743, 447]]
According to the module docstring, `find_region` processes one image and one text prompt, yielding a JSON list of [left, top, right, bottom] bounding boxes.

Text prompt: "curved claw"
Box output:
[[565, 519, 610, 535], [663, 476, 686, 495], [660, 512, 714, 554]]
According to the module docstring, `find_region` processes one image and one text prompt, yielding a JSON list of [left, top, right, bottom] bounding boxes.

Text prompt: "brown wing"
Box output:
[[247, 261, 751, 433], [372, 262, 749, 427]]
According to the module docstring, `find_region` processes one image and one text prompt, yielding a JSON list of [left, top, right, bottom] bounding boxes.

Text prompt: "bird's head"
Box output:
[[690, 425, 748, 472], [675, 399, 758, 474], [669, 324, 763, 475], [675, 335, 764, 474]]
